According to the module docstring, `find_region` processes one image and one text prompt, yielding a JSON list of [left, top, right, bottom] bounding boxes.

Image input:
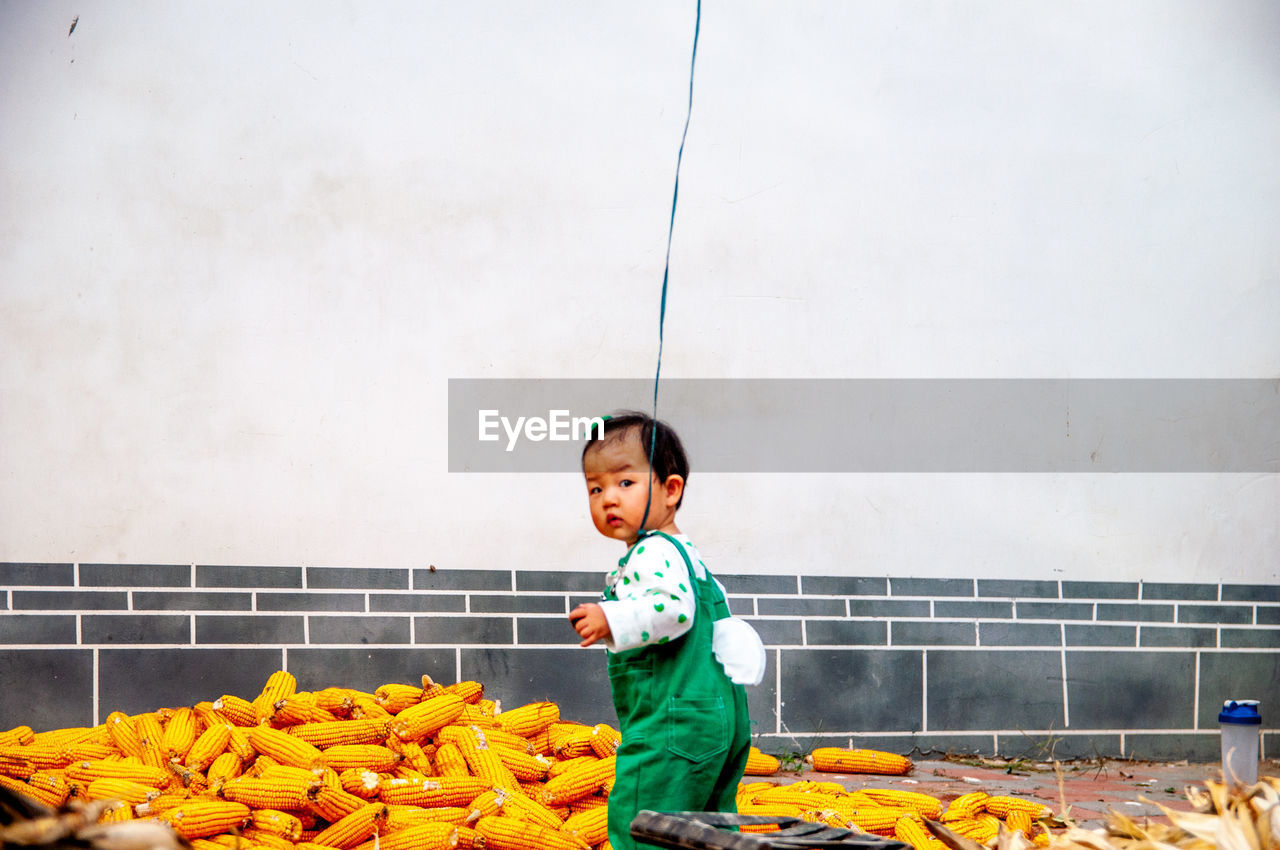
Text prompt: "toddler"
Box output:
[[569, 412, 751, 850]]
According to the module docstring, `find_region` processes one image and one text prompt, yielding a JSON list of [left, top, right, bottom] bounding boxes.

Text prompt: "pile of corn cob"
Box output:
[[0, 671, 1068, 850]]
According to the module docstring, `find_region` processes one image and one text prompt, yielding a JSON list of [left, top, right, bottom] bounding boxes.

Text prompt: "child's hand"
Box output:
[[569, 603, 611, 648]]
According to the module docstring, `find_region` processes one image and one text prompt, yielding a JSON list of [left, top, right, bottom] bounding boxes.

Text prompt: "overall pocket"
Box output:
[[666, 695, 729, 763]]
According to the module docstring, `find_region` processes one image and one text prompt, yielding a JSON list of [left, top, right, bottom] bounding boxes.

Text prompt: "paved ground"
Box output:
[[772, 758, 1279, 829]]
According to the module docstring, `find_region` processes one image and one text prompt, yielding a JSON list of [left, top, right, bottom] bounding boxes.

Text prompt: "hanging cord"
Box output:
[[639, 0, 701, 535]]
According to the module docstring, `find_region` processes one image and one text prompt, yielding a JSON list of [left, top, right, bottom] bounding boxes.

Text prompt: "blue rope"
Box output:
[[640, 0, 701, 535]]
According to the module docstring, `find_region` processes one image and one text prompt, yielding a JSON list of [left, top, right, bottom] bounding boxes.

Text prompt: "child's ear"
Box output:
[[663, 474, 685, 507]]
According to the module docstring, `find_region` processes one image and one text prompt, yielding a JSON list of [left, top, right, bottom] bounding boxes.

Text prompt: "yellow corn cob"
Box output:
[[385, 739, 432, 774], [539, 756, 615, 806], [338, 768, 382, 799], [249, 724, 324, 768], [185, 723, 232, 771], [945, 817, 999, 844], [456, 728, 520, 788], [465, 788, 507, 823], [353, 822, 457, 850], [374, 683, 424, 714], [810, 747, 912, 776], [752, 787, 843, 809], [433, 741, 470, 777], [546, 755, 597, 779], [744, 747, 781, 776], [66, 759, 170, 788], [0, 772, 67, 808], [273, 692, 338, 726], [384, 804, 470, 829], [494, 702, 560, 738], [159, 799, 252, 839], [840, 807, 916, 836], [548, 724, 596, 759], [526, 728, 554, 757], [311, 801, 388, 848], [206, 751, 243, 786], [475, 815, 589, 850], [65, 741, 117, 761], [350, 695, 391, 721], [239, 828, 298, 850], [318, 744, 400, 773], [134, 714, 168, 769], [221, 773, 316, 810], [251, 808, 305, 840], [895, 814, 940, 850], [941, 791, 990, 821], [314, 688, 359, 717], [224, 725, 255, 761], [389, 693, 466, 742], [97, 800, 134, 823], [985, 796, 1051, 818], [162, 707, 198, 762], [493, 746, 551, 782], [734, 803, 802, 832], [1034, 831, 1051, 846], [213, 694, 258, 727], [190, 840, 227, 850], [84, 777, 161, 805], [0, 727, 35, 747], [377, 775, 490, 808], [191, 701, 223, 728], [861, 789, 942, 819], [0, 745, 69, 772], [289, 718, 389, 748], [563, 805, 609, 846], [309, 784, 369, 822], [588, 724, 621, 759], [253, 670, 299, 722], [444, 681, 484, 705], [497, 787, 565, 830], [1006, 809, 1034, 834]]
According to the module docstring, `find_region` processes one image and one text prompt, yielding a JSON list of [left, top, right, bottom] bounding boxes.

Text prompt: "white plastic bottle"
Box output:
[[1218, 699, 1261, 786]]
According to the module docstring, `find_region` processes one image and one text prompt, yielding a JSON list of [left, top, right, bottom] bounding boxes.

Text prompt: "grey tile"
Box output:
[[256, 592, 365, 611], [513, 571, 596, 593], [890, 578, 973, 597], [369, 593, 466, 613], [1126, 733, 1220, 762], [82, 614, 189, 644], [0, 615, 77, 644], [1259, 607, 1280, 625], [746, 618, 802, 646], [1222, 584, 1280, 603], [99, 648, 281, 715], [13, 591, 128, 610], [936, 601, 1013, 619], [891, 621, 975, 646], [0, 650, 93, 731], [1178, 605, 1252, 625], [417, 568, 512, 592], [800, 576, 887, 596], [977, 580, 1059, 599], [928, 650, 1064, 730], [1221, 628, 1280, 648], [849, 599, 930, 618], [1142, 582, 1218, 601], [195, 615, 304, 644], [1197, 652, 1280, 729], [1063, 581, 1139, 599], [780, 649, 922, 733], [309, 616, 410, 644], [979, 622, 1061, 647], [470, 594, 566, 614], [1066, 651, 1194, 729], [997, 734, 1122, 761], [727, 597, 755, 616], [758, 598, 845, 616], [133, 591, 253, 611], [288, 647, 455, 694], [415, 616, 513, 645], [80, 564, 189, 587], [515, 617, 580, 645], [1017, 602, 1094, 620], [1097, 603, 1174, 622], [1065, 625, 1136, 646], [804, 620, 887, 646], [461, 647, 617, 727], [718, 575, 798, 595], [306, 567, 409, 590], [1140, 626, 1217, 648], [196, 565, 302, 588], [0, 563, 74, 587]]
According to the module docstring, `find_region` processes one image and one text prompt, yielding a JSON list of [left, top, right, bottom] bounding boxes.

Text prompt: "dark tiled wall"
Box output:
[[1, 563, 1277, 760]]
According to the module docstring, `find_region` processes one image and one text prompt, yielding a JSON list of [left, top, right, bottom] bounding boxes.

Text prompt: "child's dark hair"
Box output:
[[582, 411, 690, 508]]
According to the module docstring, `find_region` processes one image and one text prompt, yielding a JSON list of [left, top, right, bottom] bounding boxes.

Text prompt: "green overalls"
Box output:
[[604, 531, 752, 850]]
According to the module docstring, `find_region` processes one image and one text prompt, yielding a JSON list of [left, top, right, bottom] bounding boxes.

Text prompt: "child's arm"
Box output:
[[593, 538, 696, 652], [569, 603, 610, 647]]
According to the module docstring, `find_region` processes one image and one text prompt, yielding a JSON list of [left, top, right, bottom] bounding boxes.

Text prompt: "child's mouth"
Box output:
[[607, 515, 623, 527]]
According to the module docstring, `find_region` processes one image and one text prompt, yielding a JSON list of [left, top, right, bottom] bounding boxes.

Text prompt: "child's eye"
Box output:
[[620, 479, 633, 487], [588, 486, 601, 495]]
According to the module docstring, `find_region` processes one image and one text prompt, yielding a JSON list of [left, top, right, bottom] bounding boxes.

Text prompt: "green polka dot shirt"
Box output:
[[598, 534, 720, 653]]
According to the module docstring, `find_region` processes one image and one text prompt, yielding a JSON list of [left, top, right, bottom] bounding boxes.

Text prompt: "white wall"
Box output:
[[2, 1, 1277, 580]]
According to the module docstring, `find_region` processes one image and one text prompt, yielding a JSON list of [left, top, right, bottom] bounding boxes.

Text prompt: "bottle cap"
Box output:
[[1219, 699, 1261, 725]]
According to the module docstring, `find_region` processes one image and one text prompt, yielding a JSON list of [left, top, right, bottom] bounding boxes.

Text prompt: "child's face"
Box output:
[[583, 428, 683, 545]]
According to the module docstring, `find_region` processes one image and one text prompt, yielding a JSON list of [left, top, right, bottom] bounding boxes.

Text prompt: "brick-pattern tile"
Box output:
[[1067, 651, 1194, 729], [196, 615, 304, 644], [134, 592, 252, 611], [0, 615, 77, 644], [977, 579, 1058, 598], [979, 622, 1060, 647], [197, 565, 302, 588], [2, 649, 93, 731], [82, 614, 190, 644], [805, 620, 887, 646], [306, 567, 409, 590], [289, 648, 455, 694], [257, 593, 365, 612], [936, 601, 1013, 619], [1063, 581, 1139, 599], [891, 621, 975, 646], [99, 648, 281, 715], [890, 578, 973, 597], [0, 564, 74, 587], [13, 591, 128, 610], [929, 650, 1064, 730], [80, 564, 189, 587], [1178, 605, 1252, 625], [309, 616, 410, 645], [1141, 582, 1217, 601], [780, 649, 922, 733], [800, 576, 887, 596]]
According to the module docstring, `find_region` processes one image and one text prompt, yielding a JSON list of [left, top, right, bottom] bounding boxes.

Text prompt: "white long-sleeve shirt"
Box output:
[[598, 533, 722, 653]]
